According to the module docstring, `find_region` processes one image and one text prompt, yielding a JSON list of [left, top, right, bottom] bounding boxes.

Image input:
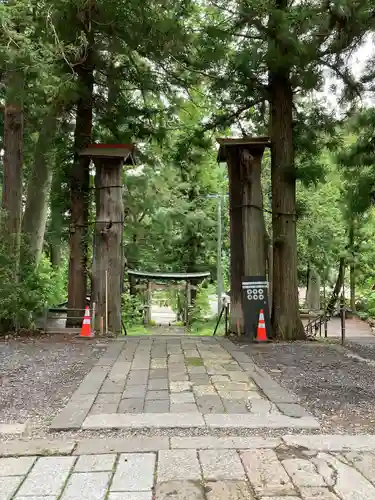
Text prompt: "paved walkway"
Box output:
[[50, 336, 319, 431], [3, 434, 375, 498]]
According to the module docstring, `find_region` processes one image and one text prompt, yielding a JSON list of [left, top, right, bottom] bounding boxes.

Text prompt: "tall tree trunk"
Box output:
[[269, 70, 304, 340], [349, 219, 356, 312], [92, 158, 124, 335], [67, 49, 94, 327], [227, 148, 245, 334], [1, 69, 24, 331], [2, 69, 24, 258], [22, 112, 58, 265]]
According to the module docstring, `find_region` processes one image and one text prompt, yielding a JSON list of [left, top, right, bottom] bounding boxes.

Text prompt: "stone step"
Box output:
[[79, 412, 320, 431]]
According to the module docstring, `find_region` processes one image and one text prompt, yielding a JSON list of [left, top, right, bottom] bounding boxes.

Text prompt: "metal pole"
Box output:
[[323, 280, 328, 338], [341, 266, 346, 345], [217, 195, 223, 315], [105, 270, 109, 334], [92, 302, 96, 334]]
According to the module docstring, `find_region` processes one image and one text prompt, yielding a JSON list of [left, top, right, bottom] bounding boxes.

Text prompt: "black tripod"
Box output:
[[213, 303, 229, 336]]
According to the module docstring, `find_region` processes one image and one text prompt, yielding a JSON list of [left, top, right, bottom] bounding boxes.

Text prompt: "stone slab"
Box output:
[[157, 450, 201, 481], [222, 400, 249, 413], [15, 497, 58, 500], [127, 371, 149, 386], [299, 488, 341, 499], [74, 454, 116, 472], [82, 413, 205, 429], [0, 456, 36, 476], [150, 369, 168, 378], [95, 393, 122, 405], [17, 456, 76, 496], [148, 379, 169, 390], [241, 449, 296, 497], [118, 398, 145, 413], [196, 395, 225, 413], [0, 423, 27, 435], [170, 392, 195, 404], [204, 414, 319, 429], [0, 475, 24, 500], [199, 450, 246, 480], [122, 385, 147, 399], [74, 437, 169, 455], [282, 458, 326, 487], [344, 451, 375, 484], [50, 393, 96, 430], [111, 453, 155, 491], [0, 439, 75, 457], [170, 403, 199, 412], [91, 403, 119, 415], [108, 494, 152, 500], [100, 379, 126, 394], [144, 400, 170, 413], [283, 435, 375, 451], [205, 481, 254, 499], [276, 403, 311, 418], [73, 366, 109, 396], [155, 481, 205, 500], [317, 452, 375, 499], [145, 390, 169, 400], [60, 471, 111, 499], [247, 367, 298, 403], [171, 437, 281, 449]]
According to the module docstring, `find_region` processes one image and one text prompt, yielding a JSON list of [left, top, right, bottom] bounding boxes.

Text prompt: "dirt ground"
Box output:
[[0, 333, 105, 436], [239, 339, 375, 434]]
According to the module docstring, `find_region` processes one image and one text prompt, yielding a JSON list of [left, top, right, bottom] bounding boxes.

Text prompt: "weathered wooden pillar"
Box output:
[[80, 144, 135, 335], [240, 142, 268, 276], [217, 137, 270, 335]]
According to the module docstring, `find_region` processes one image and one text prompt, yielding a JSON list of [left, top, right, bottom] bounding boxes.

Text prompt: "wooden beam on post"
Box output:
[[80, 143, 135, 335], [217, 136, 270, 335]]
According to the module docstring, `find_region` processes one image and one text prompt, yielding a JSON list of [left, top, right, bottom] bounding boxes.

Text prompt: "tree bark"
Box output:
[[67, 50, 94, 327], [226, 148, 245, 334], [269, 70, 304, 340], [22, 112, 58, 265], [2, 69, 24, 259], [241, 147, 267, 277], [92, 157, 124, 335]]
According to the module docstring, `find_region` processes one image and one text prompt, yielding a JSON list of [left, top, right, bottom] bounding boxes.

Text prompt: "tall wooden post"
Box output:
[[80, 144, 135, 335], [217, 137, 270, 335], [240, 143, 268, 277]]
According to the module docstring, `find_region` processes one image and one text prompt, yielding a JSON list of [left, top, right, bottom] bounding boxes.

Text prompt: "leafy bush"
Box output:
[[121, 292, 144, 326], [0, 237, 66, 332], [190, 282, 212, 323]]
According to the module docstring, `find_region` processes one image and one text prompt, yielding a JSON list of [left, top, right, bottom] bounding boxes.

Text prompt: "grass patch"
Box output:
[[186, 357, 204, 366], [188, 318, 225, 336], [126, 325, 153, 335]]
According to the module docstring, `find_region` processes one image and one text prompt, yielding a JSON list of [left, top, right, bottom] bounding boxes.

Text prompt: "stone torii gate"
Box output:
[[217, 137, 270, 334], [80, 144, 135, 335]]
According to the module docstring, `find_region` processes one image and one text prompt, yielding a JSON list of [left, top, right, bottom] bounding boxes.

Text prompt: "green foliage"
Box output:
[[190, 282, 213, 323], [121, 292, 144, 327], [0, 232, 65, 332]]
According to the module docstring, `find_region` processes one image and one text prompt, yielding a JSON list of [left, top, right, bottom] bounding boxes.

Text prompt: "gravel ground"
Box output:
[[0, 334, 104, 438], [237, 339, 375, 434]]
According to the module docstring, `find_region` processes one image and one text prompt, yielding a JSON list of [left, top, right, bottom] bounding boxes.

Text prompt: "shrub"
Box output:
[[121, 292, 144, 326]]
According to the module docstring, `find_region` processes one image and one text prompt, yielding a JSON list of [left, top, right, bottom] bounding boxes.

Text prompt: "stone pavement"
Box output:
[[51, 336, 319, 431], [3, 435, 375, 499]]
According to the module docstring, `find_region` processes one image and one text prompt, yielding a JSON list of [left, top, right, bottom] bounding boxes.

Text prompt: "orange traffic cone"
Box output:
[[255, 309, 268, 341], [80, 306, 94, 338]]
